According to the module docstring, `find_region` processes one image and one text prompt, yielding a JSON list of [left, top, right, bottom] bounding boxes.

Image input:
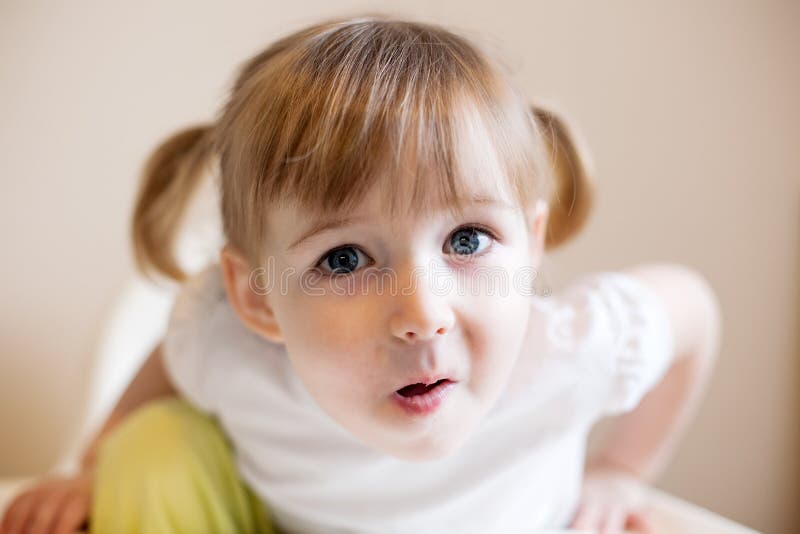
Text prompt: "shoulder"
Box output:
[[541, 266, 686, 417], [619, 262, 722, 362], [162, 262, 289, 413]]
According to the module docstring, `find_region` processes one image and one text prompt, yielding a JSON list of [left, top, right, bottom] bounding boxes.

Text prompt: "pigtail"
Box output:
[[531, 104, 596, 251], [131, 125, 214, 283]]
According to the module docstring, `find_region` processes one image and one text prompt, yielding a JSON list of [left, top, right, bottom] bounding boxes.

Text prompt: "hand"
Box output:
[[569, 462, 655, 534], [0, 470, 92, 534]]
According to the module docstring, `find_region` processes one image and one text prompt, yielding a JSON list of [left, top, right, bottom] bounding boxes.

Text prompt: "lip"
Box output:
[[391, 380, 457, 416], [394, 373, 457, 392]]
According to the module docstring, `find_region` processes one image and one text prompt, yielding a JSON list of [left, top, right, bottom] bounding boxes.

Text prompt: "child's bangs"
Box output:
[[257, 23, 544, 222], [292, 95, 537, 221]]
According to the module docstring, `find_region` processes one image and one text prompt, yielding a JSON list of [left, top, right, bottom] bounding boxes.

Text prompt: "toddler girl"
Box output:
[[1, 15, 720, 534]]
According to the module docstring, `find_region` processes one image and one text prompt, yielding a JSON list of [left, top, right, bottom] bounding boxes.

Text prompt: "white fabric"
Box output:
[[162, 263, 675, 533]]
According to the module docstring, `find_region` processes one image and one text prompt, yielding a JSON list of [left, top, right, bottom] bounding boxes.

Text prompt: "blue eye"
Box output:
[[314, 225, 497, 277], [316, 245, 370, 276], [447, 226, 495, 256]]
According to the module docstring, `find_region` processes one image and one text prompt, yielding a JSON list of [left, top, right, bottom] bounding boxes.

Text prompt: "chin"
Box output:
[[386, 432, 467, 462]]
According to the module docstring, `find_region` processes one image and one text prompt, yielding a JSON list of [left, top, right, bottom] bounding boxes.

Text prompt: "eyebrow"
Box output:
[[286, 195, 514, 252], [287, 215, 367, 252]]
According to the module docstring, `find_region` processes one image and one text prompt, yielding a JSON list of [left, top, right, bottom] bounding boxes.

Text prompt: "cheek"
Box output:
[[461, 288, 531, 381], [278, 294, 384, 395], [288, 295, 374, 350]]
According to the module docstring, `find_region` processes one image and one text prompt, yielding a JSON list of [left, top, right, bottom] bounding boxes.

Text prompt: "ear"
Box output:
[[219, 244, 284, 344], [527, 199, 550, 264]]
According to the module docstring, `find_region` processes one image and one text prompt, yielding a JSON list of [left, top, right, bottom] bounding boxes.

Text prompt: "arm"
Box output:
[[586, 262, 722, 483], [79, 341, 176, 471]]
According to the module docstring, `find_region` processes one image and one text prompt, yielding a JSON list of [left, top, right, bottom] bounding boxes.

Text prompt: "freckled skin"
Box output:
[[240, 184, 548, 462]]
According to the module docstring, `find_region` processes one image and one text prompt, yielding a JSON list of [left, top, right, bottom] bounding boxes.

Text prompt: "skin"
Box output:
[[220, 181, 550, 462]]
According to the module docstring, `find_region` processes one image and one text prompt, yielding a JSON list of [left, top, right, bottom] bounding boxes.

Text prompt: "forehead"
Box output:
[[265, 172, 516, 254], [261, 94, 527, 252], [390, 115, 516, 217], [280, 158, 514, 220]]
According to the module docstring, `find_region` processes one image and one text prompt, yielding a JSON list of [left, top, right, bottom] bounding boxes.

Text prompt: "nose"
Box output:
[[389, 263, 455, 344]]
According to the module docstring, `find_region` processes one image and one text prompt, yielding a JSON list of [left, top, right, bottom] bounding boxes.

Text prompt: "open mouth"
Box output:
[[396, 379, 451, 397], [392, 378, 457, 415]]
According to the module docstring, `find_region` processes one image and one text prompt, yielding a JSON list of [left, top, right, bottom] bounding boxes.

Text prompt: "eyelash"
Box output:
[[313, 224, 501, 277]]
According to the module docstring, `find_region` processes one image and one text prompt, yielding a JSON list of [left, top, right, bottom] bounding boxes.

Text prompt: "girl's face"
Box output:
[[237, 183, 547, 461]]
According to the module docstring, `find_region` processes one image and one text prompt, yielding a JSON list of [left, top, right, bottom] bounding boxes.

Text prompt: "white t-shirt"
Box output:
[[162, 263, 675, 533]]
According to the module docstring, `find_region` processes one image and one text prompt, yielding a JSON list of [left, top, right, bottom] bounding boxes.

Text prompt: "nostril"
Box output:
[[404, 328, 445, 339]]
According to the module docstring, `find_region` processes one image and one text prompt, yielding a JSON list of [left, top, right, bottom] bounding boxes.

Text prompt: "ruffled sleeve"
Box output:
[[550, 271, 676, 418], [161, 262, 229, 414]]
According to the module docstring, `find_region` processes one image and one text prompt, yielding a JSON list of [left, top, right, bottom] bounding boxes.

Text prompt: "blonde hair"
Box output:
[[131, 16, 594, 282]]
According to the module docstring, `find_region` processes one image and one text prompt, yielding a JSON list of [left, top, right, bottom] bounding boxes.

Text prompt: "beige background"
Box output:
[[1, 1, 797, 532]]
